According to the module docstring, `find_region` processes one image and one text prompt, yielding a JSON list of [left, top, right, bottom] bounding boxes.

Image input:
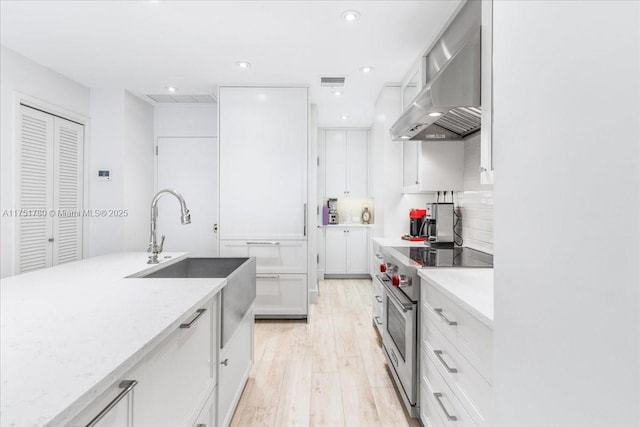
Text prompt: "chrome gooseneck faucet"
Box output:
[[148, 189, 191, 264]]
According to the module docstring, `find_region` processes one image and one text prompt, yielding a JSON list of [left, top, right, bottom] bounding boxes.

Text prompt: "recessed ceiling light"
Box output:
[[360, 66, 375, 73], [341, 114, 349, 120], [400, 135, 411, 139], [166, 86, 177, 93], [236, 61, 251, 69], [332, 90, 343, 96], [428, 112, 443, 117], [341, 10, 360, 22]]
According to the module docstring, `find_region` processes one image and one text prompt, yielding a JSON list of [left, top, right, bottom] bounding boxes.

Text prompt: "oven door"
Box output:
[[378, 275, 418, 406]]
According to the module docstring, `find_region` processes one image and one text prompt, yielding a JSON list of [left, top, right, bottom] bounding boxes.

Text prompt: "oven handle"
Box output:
[[376, 275, 413, 312]]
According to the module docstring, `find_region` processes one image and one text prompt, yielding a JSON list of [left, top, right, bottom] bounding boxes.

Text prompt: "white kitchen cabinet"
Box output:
[[255, 274, 307, 316], [401, 140, 464, 193], [219, 240, 307, 274], [324, 129, 369, 197], [193, 388, 216, 427], [324, 226, 369, 275], [218, 308, 253, 427], [68, 299, 216, 427], [219, 86, 308, 240], [420, 277, 493, 426]]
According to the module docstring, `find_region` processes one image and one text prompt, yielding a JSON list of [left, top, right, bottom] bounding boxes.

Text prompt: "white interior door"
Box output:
[[157, 137, 218, 256]]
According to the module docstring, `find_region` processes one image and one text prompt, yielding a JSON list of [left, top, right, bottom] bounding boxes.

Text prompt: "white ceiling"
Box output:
[[0, 0, 462, 127]]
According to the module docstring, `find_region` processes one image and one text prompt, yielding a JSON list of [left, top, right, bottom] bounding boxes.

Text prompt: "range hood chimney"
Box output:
[[390, 1, 481, 141]]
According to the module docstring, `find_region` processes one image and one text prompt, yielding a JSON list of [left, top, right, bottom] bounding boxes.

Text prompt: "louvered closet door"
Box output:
[[17, 106, 54, 273], [52, 117, 84, 265]]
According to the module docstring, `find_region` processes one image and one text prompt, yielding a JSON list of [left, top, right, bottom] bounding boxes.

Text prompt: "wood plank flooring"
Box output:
[[230, 279, 421, 427]]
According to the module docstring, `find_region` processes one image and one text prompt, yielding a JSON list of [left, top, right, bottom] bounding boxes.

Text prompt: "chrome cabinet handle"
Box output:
[[375, 295, 383, 303], [374, 316, 382, 326], [246, 241, 280, 245], [434, 350, 458, 373], [221, 358, 229, 366], [434, 308, 457, 325], [179, 308, 206, 329], [303, 203, 307, 236], [84, 380, 138, 427], [196, 424, 207, 427], [257, 274, 280, 279], [433, 392, 457, 421], [375, 253, 383, 259], [48, 237, 55, 242]]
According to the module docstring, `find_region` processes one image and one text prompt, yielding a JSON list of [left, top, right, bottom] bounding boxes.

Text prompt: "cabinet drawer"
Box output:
[[138, 302, 214, 427], [255, 274, 307, 316], [68, 363, 142, 427], [422, 281, 492, 382], [421, 348, 476, 427], [420, 384, 446, 427], [220, 240, 307, 273], [192, 387, 216, 427], [422, 320, 491, 426]]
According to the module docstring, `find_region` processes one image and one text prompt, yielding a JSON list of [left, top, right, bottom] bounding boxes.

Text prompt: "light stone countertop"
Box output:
[[0, 252, 229, 427], [418, 268, 494, 328], [324, 223, 374, 228]]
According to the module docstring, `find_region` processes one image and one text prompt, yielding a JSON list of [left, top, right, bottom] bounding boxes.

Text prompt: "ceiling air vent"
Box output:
[[320, 77, 346, 88], [147, 94, 217, 103]]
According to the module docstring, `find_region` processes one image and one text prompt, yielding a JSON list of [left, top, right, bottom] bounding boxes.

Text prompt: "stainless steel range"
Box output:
[[375, 245, 493, 417]]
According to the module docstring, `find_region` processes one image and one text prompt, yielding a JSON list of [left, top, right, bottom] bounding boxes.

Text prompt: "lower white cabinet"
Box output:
[[218, 308, 254, 427], [69, 295, 230, 427], [255, 274, 307, 316], [324, 226, 369, 275]]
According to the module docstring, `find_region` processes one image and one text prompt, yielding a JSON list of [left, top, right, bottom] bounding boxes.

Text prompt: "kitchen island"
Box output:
[[0, 252, 255, 427]]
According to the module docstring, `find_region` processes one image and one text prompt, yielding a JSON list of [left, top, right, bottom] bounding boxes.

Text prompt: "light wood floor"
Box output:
[[230, 279, 421, 427]]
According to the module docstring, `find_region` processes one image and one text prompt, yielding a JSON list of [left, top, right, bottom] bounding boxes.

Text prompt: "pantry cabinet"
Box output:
[[324, 130, 369, 197], [324, 226, 369, 275], [401, 140, 464, 193]]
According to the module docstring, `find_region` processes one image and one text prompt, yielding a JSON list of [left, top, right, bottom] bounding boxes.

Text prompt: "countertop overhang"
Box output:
[[0, 252, 228, 427]]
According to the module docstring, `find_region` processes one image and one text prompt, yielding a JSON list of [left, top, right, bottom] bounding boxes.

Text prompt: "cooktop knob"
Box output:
[[379, 263, 387, 273], [391, 275, 400, 287]]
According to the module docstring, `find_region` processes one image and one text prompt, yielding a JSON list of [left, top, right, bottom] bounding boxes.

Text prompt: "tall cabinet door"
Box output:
[[17, 106, 54, 273], [219, 87, 308, 240], [52, 117, 84, 265], [324, 130, 347, 197], [346, 131, 368, 197]]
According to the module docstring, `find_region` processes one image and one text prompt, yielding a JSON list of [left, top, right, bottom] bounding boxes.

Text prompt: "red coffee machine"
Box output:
[[404, 209, 427, 241]]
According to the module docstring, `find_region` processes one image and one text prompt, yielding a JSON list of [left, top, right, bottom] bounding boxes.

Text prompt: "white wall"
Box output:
[[123, 92, 155, 251], [370, 85, 434, 240], [492, 2, 640, 426], [89, 89, 155, 256], [0, 45, 90, 278], [156, 103, 217, 137]]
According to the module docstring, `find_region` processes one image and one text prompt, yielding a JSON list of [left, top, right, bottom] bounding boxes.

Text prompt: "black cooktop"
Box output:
[[391, 246, 493, 268]]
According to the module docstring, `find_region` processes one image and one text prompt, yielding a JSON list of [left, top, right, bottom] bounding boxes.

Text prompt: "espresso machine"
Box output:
[[327, 198, 339, 224], [424, 203, 454, 246]]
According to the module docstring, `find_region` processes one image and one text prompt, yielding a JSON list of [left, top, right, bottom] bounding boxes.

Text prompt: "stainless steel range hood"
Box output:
[[391, 1, 481, 141]]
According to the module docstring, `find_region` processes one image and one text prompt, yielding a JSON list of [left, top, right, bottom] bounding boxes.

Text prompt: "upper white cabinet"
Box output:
[[402, 140, 464, 193], [219, 87, 308, 240], [480, 0, 494, 184], [324, 129, 369, 197]]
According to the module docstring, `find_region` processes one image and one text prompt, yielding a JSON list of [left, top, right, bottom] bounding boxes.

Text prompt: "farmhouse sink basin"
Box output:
[[139, 257, 249, 278], [133, 256, 257, 348]]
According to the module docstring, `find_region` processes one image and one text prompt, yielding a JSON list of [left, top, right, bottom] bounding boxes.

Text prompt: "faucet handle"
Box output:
[[158, 235, 166, 253]]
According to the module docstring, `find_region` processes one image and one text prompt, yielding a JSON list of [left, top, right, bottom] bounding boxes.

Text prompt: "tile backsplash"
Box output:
[[456, 134, 494, 254]]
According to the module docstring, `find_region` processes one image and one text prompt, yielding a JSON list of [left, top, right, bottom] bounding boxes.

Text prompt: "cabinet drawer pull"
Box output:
[[433, 392, 457, 421], [374, 316, 382, 326], [196, 424, 207, 427], [85, 380, 138, 427], [434, 308, 457, 325], [246, 241, 280, 246], [375, 295, 383, 303], [257, 274, 280, 279], [221, 358, 229, 366], [434, 350, 458, 373], [179, 308, 206, 328]]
